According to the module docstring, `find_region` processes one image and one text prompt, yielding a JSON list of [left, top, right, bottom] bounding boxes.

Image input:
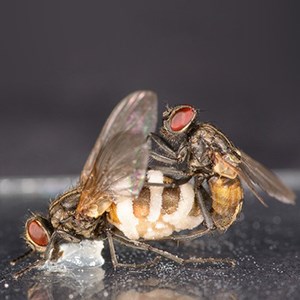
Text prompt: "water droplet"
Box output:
[[252, 221, 260, 230], [272, 216, 281, 225]]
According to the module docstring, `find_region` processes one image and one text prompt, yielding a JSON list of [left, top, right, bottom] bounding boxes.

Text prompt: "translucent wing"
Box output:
[[238, 150, 296, 205], [76, 91, 157, 217]]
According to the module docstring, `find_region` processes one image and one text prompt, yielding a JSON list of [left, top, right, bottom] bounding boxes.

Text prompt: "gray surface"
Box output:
[[0, 174, 299, 300]]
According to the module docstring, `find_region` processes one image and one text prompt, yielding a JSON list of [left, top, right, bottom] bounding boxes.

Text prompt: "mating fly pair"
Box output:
[[13, 91, 295, 277]]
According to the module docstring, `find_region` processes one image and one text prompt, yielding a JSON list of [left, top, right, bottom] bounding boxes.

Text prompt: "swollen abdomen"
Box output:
[[108, 170, 203, 240]]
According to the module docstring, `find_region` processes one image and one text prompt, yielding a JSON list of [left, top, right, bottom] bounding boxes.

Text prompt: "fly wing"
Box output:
[[80, 91, 157, 184], [76, 91, 158, 217], [238, 150, 296, 204]]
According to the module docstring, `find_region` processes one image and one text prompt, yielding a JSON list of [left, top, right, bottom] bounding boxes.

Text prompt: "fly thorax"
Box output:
[[49, 189, 80, 230], [189, 134, 212, 170], [49, 189, 106, 239], [72, 214, 105, 239]]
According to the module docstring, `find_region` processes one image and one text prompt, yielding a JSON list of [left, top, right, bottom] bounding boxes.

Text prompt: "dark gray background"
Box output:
[[0, 1, 299, 177]]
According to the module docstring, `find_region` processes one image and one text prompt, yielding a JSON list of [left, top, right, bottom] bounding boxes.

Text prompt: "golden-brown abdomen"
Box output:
[[209, 176, 244, 231]]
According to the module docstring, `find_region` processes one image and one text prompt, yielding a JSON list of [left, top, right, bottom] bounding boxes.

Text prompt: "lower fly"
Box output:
[[10, 92, 235, 280]]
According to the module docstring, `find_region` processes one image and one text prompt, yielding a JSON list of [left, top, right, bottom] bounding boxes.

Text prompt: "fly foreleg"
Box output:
[[44, 230, 81, 261], [149, 151, 178, 165], [10, 248, 33, 266], [149, 132, 189, 165], [148, 166, 192, 184], [149, 132, 177, 159]]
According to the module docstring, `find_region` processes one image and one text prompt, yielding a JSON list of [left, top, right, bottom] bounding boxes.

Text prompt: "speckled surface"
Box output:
[[0, 174, 299, 300]]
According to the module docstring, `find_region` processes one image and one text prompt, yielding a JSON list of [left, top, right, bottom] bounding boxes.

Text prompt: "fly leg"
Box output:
[[107, 230, 120, 269], [112, 231, 234, 266], [44, 230, 81, 261], [149, 132, 189, 165], [107, 230, 160, 269], [111, 231, 184, 264], [144, 181, 177, 188], [8, 249, 40, 280], [146, 175, 216, 233], [149, 132, 193, 184], [154, 185, 216, 240], [148, 165, 192, 184], [157, 227, 212, 241], [149, 133, 177, 159], [12, 258, 45, 280], [145, 181, 194, 189], [149, 132, 188, 167], [195, 180, 215, 230], [150, 151, 178, 165], [10, 248, 33, 266]]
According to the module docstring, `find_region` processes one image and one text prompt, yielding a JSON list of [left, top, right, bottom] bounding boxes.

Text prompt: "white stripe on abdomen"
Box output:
[[147, 170, 164, 222], [111, 170, 203, 240]]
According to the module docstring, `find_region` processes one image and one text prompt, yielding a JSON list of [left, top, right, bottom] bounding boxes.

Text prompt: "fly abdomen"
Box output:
[[108, 170, 204, 240], [209, 176, 244, 231]]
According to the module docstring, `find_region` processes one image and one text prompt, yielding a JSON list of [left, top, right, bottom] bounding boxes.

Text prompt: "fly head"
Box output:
[[160, 104, 197, 145], [24, 215, 54, 253]]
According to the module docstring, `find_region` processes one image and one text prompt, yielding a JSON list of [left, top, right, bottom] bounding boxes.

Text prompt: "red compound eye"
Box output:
[[27, 220, 49, 247], [170, 106, 196, 132]]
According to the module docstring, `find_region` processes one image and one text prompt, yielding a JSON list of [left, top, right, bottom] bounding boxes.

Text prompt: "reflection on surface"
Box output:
[[27, 265, 237, 300], [27, 272, 200, 300], [28, 267, 105, 300], [26, 266, 201, 300], [18, 240, 242, 300], [115, 289, 196, 300]]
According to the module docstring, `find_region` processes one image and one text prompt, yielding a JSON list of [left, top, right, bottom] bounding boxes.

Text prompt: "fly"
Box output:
[[13, 91, 159, 277], [149, 104, 296, 232]]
